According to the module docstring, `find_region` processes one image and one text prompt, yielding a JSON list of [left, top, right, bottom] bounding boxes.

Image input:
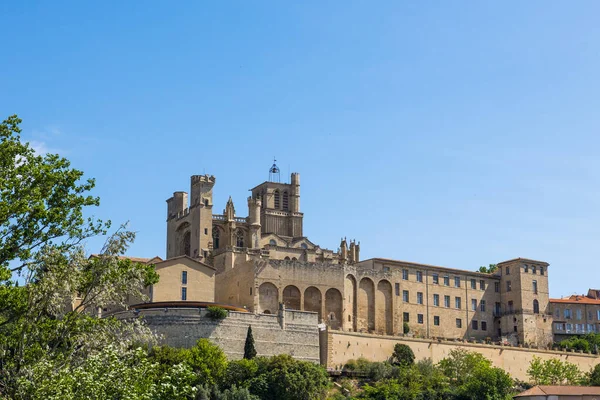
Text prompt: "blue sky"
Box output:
[[2, 1, 599, 297]]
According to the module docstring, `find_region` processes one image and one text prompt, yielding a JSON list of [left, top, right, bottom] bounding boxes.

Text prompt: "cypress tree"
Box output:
[[243, 325, 257, 359]]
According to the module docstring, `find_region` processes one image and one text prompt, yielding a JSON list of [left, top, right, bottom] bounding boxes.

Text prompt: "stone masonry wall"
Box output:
[[114, 307, 320, 362], [326, 330, 600, 381]]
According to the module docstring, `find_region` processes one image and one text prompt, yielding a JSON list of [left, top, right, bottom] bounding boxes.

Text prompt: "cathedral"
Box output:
[[158, 162, 600, 348]]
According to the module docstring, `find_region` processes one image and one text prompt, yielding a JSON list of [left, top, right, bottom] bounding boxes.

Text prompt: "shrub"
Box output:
[[207, 306, 228, 320], [403, 322, 410, 334], [391, 343, 415, 367], [243, 326, 257, 359]]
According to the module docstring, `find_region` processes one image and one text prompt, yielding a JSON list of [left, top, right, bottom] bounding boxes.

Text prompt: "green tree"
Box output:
[[244, 325, 257, 360], [248, 354, 329, 400], [478, 264, 498, 274], [437, 349, 492, 385], [391, 344, 415, 367], [223, 359, 259, 389], [527, 356, 585, 386], [455, 364, 513, 400], [188, 339, 228, 385], [589, 363, 600, 386], [0, 115, 108, 275]]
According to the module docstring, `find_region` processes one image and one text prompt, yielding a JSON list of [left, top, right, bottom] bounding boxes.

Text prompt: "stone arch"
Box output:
[[212, 226, 221, 249], [325, 288, 343, 330], [258, 282, 278, 314], [358, 277, 375, 331], [304, 286, 322, 320], [235, 229, 245, 247], [376, 279, 393, 335], [274, 190, 280, 209], [282, 191, 289, 210], [344, 274, 357, 332], [176, 222, 191, 257], [282, 285, 301, 310]]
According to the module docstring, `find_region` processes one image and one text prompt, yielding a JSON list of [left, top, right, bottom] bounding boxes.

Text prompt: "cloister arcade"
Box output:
[[256, 274, 394, 334]]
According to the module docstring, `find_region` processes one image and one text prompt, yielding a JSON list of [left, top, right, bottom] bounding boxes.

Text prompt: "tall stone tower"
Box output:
[[166, 175, 215, 261], [249, 171, 303, 239], [497, 258, 552, 347]]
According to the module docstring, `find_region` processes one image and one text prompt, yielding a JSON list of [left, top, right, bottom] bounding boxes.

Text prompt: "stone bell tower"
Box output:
[[166, 174, 215, 260]]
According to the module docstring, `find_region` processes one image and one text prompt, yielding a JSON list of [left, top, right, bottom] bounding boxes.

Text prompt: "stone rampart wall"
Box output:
[[114, 307, 320, 362], [327, 330, 600, 381]]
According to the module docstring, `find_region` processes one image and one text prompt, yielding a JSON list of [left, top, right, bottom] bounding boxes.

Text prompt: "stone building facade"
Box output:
[[161, 166, 566, 347], [550, 289, 600, 340]]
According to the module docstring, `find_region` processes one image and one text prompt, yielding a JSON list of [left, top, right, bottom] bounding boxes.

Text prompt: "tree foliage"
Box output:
[[243, 326, 257, 360], [589, 363, 600, 386], [0, 115, 109, 275], [527, 356, 585, 386], [478, 264, 498, 274], [391, 344, 415, 367]]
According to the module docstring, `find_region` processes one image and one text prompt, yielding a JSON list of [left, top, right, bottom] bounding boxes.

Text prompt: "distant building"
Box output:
[[159, 162, 572, 347], [550, 289, 600, 340], [514, 385, 600, 399]]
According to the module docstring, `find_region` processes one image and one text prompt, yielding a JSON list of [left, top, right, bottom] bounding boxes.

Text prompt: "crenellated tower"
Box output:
[[166, 174, 215, 261]]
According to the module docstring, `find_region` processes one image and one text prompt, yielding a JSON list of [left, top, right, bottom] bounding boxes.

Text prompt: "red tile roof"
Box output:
[[549, 295, 600, 305], [515, 385, 600, 396]]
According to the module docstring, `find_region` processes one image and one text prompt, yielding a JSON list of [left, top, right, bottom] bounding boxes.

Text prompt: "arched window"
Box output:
[[284, 257, 290, 261], [274, 190, 280, 209], [282, 191, 289, 210], [533, 299, 540, 314], [269, 239, 277, 246], [182, 231, 191, 256], [300, 243, 308, 249], [236, 230, 245, 248], [212, 227, 220, 249]]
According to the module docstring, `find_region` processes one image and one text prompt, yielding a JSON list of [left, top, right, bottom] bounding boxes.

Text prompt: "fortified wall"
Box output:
[[114, 306, 320, 362], [325, 330, 600, 381]]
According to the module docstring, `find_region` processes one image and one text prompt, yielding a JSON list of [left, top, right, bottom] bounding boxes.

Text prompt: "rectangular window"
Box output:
[[514, 325, 518, 332], [471, 299, 477, 311], [417, 292, 423, 305], [416, 271, 423, 282], [540, 266, 545, 276], [454, 277, 460, 287], [481, 321, 487, 331], [532, 266, 537, 274], [204, 228, 208, 235], [472, 320, 478, 330], [433, 294, 440, 307], [533, 280, 538, 294], [444, 295, 450, 308], [565, 309, 572, 319], [181, 287, 187, 301], [403, 290, 409, 303], [470, 279, 476, 289], [508, 301, 514, 313], [524, 265, 529, 273], [432, 274, 439, 284], [250, 287, 253, 295], [455, 297, 461, 309], [418, 314, 424, 324], [181, 271, 187, 284], [495, 302, 501, 316], [480, 300, 486, 312], [494, 282, 500, 293], [576, 309, 582, 320], [480, 280, 485, 290], [597, 310, 600, 320], [434, 316, 440, 326], [588, 311, 593, 320], [506, 266, 510, 275], [506, 281, 512, 292], [444, 276, 450, 286], [395, 283, 400, 296], [555, 323, 563, 331], [555, 308, 560, 318], [403, 312, 410, 322], [456, 318, 462, 328], [402, 269, 409, 280]]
